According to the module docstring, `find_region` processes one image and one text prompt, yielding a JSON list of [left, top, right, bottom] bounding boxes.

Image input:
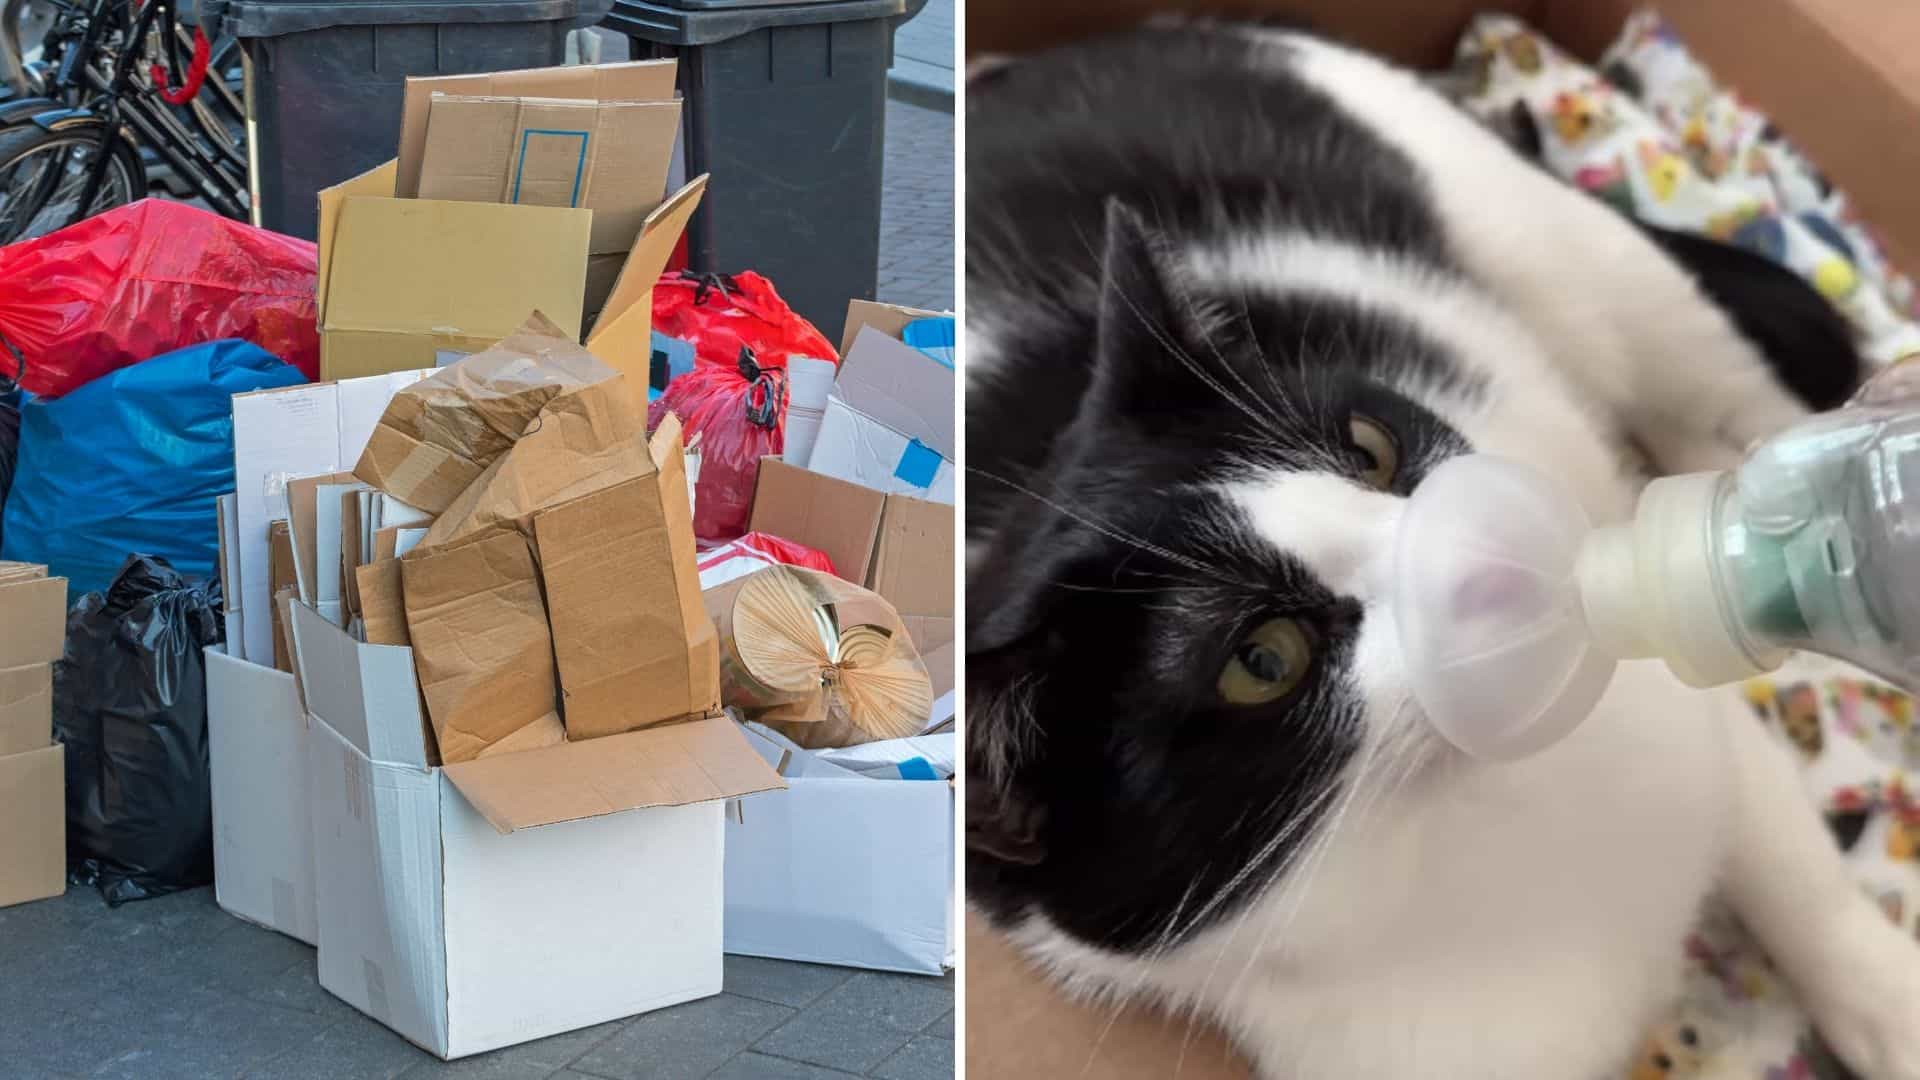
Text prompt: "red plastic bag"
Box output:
[[649, 271, 836, 541], [696, 531, 837, 590], [652, 347, 788, 541], [653, 271, 838, 375], [0, 200, 319, 397]]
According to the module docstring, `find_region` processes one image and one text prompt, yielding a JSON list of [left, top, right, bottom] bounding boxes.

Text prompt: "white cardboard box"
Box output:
[[803, 325, 955, 505], [205, 648, 318, 945], [806, 399, 956, 504], [289, 602, 783, 1059], [725, 725, 955, 975]]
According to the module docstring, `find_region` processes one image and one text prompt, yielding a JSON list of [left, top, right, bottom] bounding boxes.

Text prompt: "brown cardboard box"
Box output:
[[268, 522, 297, 674], [0, 665, 51, 758], [400, 528, 566, 764], [838, 299, 949, 358], [395, 59, 678, 201], [746, 459, 955, 623], [0, 743, 65, 908], [418, 94, 682, 257], [0, 562, 65, 669], [314, 161, 592, 381], [354, 313, 629, 514], [583, 177, 707, 397]]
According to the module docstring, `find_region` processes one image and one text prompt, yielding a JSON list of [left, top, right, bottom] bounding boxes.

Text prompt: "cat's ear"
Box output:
[[1089, 200, 1216, 410]]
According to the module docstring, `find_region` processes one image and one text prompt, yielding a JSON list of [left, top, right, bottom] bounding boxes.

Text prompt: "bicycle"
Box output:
[[0, 0, 247, 243]]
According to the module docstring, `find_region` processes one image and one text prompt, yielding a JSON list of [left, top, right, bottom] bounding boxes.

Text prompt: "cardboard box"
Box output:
[[747, 459, 955, 625], [804, 326, 956, 504], [396, 59, 679, 202], [725, 724, 954, 974], [0, 743, 65, 909], [287, 601, 784, 1059], [838, 299, 947, 358], [206, 649, 318, 944], [582, 178, 707, 397], [418, 93, 681, 256], [316, 161, 592, 381], [0, 562, 66, 668], [0, 665, 50, 758]]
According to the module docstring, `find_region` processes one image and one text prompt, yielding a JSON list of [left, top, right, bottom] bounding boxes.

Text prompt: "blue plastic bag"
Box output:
[[1, 340, 304, 596]]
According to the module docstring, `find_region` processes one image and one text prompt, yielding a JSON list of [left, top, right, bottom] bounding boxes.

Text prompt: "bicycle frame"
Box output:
[[33, 0, 248, 225]]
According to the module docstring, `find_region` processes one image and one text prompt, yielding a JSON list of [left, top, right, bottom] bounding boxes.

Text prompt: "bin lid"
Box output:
[[606, 0, 906, 43], [217, 0, 611, 38]]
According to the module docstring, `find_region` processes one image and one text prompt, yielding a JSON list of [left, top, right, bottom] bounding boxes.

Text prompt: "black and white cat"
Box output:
[[964, 21, 1920, 1080]]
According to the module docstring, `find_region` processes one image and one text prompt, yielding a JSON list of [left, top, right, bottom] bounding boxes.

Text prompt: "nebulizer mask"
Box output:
[[1394, 360, 1920, 760]]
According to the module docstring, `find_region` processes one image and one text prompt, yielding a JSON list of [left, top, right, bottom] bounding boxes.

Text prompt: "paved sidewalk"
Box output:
[[889, 0, 954, 111], [0, 886, 953, 1079], [876, 99, 954, 313]]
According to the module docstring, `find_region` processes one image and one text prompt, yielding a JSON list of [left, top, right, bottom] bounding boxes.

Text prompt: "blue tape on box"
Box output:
[[897, 757, 940, 781], [893, 439, 942, 489], [513, 129, 589, 207], [900, 317, 955, 370]]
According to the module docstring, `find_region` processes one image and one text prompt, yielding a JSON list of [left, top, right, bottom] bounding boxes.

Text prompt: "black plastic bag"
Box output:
[[54, 554, 224, 905]]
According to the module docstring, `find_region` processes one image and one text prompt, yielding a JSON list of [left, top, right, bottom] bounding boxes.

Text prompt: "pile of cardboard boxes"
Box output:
[[185, 49, 957, 1059], [0, 562, 66, 911]]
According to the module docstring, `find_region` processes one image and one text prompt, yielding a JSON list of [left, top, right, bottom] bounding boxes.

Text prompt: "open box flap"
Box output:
[[833, 327, 956, 461], [316, 159, 400, 325], [585, 175, 708, 366], [440, 714, 785, 834]]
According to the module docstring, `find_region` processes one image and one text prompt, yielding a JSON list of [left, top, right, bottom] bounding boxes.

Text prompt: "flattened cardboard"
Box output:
[[418, 94, 681, 255], [231, 371, 434, 666], [533, 439, 717, 741], [286, 472, 356, 605], [396, 59, 678, 200], [833, 326, 955, 462], [440, 714, 779, 835], [354, 315, 628, 514], [269, 523, 297, 674], [838, 299, 946, 357], [0, 567, 65, 668], [585, 177, 708, 398], [868, 496, 954, 621], [0, 743, 65, 909], [206, 650, 318, 944], [747, 459, 887, 589], [400, 529, 564, 764], [0, 664, 51, 757]]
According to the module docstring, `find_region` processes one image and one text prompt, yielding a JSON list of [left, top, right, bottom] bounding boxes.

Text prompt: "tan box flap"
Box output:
[[418, 94, 681, 255], [397, 58, 678, 198], [322, 195, 590, 342], [316, 159, 400, 325], [746, 458, 888, 587], [440, 713, 785, 834], [585, 176, 707, 389], [868, 496, 954, 620], [0, 664, 52, 757], [839, 299, 947, 357], [285, 472, 355, 604]]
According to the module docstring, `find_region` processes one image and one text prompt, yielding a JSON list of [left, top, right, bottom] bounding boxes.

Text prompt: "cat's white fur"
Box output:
[[981, 32, 1920, 1080]]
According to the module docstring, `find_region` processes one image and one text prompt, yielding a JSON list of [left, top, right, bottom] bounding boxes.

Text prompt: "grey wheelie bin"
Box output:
[[606, 0, 924, 342]]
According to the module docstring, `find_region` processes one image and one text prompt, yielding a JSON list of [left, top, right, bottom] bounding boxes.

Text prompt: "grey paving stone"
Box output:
[[707, 1053, 864, 1080], [571, 995, 795, 1080], [924, 1009, 953, 1040], [399, 1017, 631, 1078], [245, 1011, 431, 1079], [748, 974, 951, 1075], [870, 1037, 953, 1080], [88, 984, 336, 1079], [722, 956, 854, 1009], [231, 958, 358, 1021]]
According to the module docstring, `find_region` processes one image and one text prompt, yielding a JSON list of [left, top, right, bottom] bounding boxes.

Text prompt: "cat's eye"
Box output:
[[1218, 618, 1314, 706], [1348, 415, 1399, 490]]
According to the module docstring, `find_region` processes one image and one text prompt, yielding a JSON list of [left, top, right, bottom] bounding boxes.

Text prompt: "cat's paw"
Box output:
[[1802, 910, 1920, 1080]]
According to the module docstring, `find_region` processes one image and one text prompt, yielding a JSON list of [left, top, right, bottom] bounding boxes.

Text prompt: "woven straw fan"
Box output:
[[723, 566, 931, 748]]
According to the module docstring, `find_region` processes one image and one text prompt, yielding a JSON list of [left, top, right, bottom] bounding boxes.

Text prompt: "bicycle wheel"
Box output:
[[0, 122, 144, 243]]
